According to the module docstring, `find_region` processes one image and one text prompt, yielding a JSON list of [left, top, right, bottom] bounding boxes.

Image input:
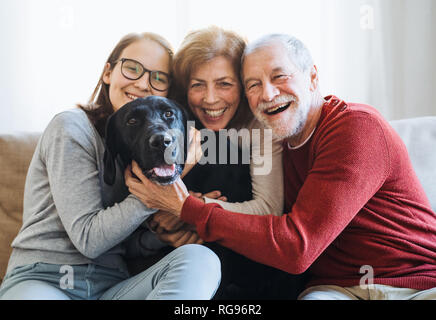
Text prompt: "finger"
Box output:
[[167, 219, 185, 231], [188, 127, 201, 143], [154, 211, 179, 227], [131, 161, 152, 186], [188, 127, 195, 143], [127, 184, 148, 203], [160, 215, 185, 232], [163, 230, 190, 247], [203, 190, 221, 199], [151, 211, 169, 222], [131, 161, 143, 179], [173, 231, 194, 247], [124, 165, 137, 186], [124, 164, 132, 180], [186, 128, 203, 165], [218, 196, 227, 201], [180, 223, 196, 232], [160, 230, 187, 247], [127, 182, 144, 195], [151, 211, 167, 221], [186, 232, 200, 244], [188, 191, 202, 198], [157, 231, 173, 243], [195, 234, 205, 244]]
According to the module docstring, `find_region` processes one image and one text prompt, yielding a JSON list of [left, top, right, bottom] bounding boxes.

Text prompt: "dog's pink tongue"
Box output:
[[153, 164, 176, 177]]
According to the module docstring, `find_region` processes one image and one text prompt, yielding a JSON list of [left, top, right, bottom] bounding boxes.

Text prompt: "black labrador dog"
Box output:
[[103, 96, 189, 186]]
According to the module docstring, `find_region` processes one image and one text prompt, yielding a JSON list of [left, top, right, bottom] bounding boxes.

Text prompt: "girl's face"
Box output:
[[187, 56, 241, 131], [103, 39, 171, 111]]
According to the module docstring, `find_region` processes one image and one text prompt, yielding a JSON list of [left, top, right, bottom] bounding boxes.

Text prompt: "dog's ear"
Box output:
[[103, 113, 118, 185]]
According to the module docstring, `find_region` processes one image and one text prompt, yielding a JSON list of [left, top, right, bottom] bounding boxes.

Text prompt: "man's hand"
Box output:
[[125, 161, 190, 216], [156, 228, 204, 248]]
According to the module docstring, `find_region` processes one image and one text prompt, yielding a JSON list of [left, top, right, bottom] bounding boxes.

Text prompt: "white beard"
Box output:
[[254, 94, 306, 140]]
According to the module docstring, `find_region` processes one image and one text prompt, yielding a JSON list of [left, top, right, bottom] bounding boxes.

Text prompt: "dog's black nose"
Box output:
[[149, 133, 173, 150]]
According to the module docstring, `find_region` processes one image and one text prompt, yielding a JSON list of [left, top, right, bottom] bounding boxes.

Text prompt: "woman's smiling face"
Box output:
[[187, 56, 240, 131], [103, 38, 171, 111]]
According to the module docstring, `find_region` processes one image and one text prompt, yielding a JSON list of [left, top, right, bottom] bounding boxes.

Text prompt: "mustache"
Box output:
[[256, 94, 297, 112]]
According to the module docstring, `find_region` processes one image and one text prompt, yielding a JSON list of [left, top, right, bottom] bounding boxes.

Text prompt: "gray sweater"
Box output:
[[7, 108, 163, 275]]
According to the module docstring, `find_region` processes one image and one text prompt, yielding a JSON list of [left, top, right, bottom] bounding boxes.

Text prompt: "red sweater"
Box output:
[[181, 96, 436, 290]]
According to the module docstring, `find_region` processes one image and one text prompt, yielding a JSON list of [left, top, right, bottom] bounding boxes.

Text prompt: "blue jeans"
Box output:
[[0, 244, 221, 300]]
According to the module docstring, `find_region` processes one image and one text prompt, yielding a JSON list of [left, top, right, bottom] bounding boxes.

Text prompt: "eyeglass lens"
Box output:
[[121, 59, 169, 91]]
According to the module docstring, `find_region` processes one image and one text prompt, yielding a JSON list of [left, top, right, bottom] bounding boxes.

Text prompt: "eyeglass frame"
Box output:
[[115, 58, 171, 92]]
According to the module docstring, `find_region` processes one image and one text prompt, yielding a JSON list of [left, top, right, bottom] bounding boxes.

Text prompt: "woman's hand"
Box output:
[[181, 127, 203, 178], [203, 190, 228, 202], [189, 190, 228, 202], [125, 161, 190, 216]]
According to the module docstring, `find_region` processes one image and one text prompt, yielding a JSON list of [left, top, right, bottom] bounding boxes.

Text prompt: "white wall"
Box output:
[[1, 0, 435, 133]]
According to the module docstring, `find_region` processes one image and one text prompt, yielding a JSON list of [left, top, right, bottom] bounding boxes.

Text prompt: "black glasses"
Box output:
[[116, 58, 171, 92]]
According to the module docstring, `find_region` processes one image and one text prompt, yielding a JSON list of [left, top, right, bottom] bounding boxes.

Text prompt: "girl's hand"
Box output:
[[148, 210, 186, 233], [181, 127, 203, 178], [156, 228, 204, 248]]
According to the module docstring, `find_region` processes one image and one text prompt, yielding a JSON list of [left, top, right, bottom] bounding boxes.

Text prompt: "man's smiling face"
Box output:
[[242, 42, 314, 140]]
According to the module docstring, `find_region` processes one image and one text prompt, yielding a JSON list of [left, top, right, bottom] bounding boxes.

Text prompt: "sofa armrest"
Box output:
[[0, 132, 40, 281]]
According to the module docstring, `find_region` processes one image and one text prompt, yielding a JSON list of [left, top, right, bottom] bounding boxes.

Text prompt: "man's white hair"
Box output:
[[242, 34, 314, 72]]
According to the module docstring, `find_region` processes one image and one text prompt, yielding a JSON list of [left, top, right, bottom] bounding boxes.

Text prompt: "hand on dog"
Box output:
[[181, 127, 203, 178], [125, 161, 189, 216]]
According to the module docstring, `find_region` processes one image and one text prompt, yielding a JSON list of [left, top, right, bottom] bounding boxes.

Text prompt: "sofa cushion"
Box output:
[[0, 133, 40, 280], [390, 117, 436, 212]]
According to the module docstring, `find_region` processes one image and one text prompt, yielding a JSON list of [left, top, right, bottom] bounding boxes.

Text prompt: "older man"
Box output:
[[125, 34, 436, 300]]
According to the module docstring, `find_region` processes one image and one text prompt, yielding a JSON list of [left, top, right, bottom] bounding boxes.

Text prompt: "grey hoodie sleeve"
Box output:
[[41, 111, 157, 259]]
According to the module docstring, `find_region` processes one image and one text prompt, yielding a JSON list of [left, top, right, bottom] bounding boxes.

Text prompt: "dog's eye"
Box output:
[[127, 118, 138, 126], [164, 111, 174, 118]]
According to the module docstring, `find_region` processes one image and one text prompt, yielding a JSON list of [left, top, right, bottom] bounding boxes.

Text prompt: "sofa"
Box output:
[[1, 117, 435, 283]]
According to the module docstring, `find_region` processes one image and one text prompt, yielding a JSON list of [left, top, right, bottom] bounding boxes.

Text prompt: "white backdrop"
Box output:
[[0, 0, 435, 133]]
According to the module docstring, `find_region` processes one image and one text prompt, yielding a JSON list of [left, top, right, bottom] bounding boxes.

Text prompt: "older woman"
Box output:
[[172, 26, 284, 214], [136, 27, 301, 299]]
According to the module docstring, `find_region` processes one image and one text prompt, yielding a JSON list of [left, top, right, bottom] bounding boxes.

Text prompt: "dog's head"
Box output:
[[103, 96, 189, 186]]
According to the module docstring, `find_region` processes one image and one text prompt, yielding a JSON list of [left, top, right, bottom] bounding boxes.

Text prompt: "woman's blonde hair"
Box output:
[[79, 32, 174, 137], [172, 26, 254, 130]]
